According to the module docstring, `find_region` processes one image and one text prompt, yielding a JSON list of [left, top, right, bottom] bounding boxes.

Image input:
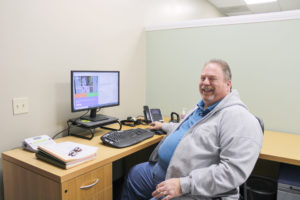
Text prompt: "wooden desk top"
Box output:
[[3, 126, 300, 184], [260, 130, 300, 165], [2, 124, 164, 183]]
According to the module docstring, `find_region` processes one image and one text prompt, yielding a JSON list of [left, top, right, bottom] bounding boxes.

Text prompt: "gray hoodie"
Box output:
[[149, 90, 263, 200]]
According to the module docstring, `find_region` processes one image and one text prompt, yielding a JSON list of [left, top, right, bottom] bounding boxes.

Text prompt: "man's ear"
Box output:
[[227, 80, 232, 91]]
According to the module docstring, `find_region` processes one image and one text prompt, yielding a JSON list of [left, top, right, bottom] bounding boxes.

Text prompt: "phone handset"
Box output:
[[143, 105, 152, 124], [143, 105, 163, 124]]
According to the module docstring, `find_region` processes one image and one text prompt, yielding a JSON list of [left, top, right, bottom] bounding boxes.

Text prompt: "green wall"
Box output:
[[146, 18, 300, 133]]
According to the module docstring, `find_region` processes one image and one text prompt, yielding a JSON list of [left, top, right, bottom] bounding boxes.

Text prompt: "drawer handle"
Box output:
[[80, 179, 99, 189]]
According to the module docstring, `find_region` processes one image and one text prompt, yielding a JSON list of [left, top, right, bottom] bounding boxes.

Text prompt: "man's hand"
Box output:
[[150, 121, 163, 130], [152, 178, 182, 200]]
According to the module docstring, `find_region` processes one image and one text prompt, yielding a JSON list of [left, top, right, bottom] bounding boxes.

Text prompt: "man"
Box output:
[[121, 59, 263, 200]]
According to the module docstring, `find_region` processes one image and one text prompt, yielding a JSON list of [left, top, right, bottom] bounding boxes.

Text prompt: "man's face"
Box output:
[[199, 63, 231, 107]]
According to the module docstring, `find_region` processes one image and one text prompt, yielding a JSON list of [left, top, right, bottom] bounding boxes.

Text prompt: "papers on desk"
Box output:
[[36, 141, 98, 169]]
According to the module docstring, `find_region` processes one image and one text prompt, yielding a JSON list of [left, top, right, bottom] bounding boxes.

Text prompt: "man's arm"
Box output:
[[150, 121, 163, 130]]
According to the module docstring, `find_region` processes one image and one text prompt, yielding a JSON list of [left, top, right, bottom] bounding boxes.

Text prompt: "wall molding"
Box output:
[[146, 9, 300, 31]]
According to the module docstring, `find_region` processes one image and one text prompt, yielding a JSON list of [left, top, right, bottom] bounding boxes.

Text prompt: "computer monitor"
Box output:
[[71, 71, 120, 122]]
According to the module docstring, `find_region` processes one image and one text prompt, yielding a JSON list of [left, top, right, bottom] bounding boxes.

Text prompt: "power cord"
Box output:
[[52, 128, 68, 139], [79, 110, 90, 119], [121, 115, 148, 127]]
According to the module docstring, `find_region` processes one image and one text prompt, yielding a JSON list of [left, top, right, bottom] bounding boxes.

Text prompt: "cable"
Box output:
[[52, 128, 68, 139], [79, 110, 90, 118]]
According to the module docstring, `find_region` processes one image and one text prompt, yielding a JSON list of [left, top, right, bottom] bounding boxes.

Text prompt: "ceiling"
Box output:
[[208, 0, 300, 16]]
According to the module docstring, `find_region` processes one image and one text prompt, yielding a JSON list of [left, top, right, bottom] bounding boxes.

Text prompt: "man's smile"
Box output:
[[201, 86, 214, 94]]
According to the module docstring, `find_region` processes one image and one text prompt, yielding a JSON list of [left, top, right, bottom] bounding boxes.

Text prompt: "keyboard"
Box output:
[[100, 128, 155, 148]]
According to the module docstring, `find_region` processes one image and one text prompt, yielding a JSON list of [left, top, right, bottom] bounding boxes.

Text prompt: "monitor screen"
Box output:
[[71, 71, 120, 121]]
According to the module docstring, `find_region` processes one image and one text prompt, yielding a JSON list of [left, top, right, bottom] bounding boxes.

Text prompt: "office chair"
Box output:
[[240, 116, 264, 200]]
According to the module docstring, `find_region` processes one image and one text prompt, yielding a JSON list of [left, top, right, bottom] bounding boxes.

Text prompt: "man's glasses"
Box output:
[[68, 146, 82, 157]]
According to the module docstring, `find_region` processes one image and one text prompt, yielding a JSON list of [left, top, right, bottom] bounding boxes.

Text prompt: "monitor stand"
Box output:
[[67, 108, 121, 139], [67, 117, 121, 140], [80, 109, 109, 122]]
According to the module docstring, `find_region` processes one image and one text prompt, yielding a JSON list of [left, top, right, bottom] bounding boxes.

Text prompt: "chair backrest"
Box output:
[[240, 116, 264, 200], [255, 116, 264, 133]]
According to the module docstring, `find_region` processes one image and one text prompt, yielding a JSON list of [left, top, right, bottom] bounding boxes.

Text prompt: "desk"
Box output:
[[2, 124, 164, 200], [260, 130, 300, 166], [2, 129, 300, 200]]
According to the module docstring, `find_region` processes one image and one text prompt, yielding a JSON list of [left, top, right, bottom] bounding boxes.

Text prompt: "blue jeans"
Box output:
[[120, 162, 166, 200]]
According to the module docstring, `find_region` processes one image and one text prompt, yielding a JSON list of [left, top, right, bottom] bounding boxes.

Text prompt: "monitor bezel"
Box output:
[[71, 70, 120, 113]]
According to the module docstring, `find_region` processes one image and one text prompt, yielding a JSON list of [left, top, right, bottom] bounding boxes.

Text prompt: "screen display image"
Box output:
[[71, 71, 120, 121]]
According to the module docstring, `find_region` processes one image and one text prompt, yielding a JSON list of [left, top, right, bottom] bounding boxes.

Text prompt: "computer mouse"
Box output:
[[150, 129, 166, 135]]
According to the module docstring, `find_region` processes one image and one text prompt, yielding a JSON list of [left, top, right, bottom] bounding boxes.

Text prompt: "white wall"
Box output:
[[146, 11, 300, 134], [0, 0, 222, 198]]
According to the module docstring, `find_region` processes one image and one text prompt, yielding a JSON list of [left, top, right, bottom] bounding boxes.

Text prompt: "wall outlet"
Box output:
[[12, 97, 29, 115]]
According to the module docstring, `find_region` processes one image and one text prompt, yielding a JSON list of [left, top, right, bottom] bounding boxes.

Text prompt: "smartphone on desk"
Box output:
[[143, 105, 163, 123]]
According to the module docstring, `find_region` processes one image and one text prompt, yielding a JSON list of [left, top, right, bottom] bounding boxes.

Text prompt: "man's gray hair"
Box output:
[[205, 59, 232, 81]]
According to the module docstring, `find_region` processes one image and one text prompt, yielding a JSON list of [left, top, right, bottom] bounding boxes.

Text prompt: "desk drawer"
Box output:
[[62, 163, 112, 200]]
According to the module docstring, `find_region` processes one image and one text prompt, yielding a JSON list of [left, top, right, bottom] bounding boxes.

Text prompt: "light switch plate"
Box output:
[[12, 97, 29, 115]]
